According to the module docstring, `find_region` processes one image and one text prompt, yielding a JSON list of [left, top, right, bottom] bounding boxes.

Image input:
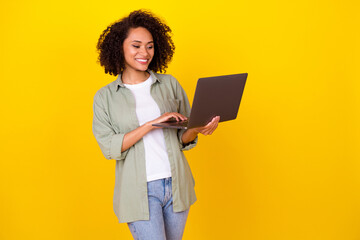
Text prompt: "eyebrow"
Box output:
[[132, 40, 154, 44]]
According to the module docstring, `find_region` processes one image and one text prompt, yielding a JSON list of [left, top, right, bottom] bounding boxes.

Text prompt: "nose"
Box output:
[[139, 46, 150, 57]]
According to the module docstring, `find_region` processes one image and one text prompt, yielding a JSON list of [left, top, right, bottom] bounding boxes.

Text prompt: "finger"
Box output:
[[169, 112, 187, 121], [198, 122, 214, 135], [212, 116, 220, 124], [176, 113, 188, 121], [201, 125, 213, 135], [161, 113, 179, 122], [209, 116, 220, 125], [205, 125, 216, 135], [208, 117, 220, 132], [212, 118, 220, 128], [172, 113, 186, 121], [208, 122, 218, 135], [205, 120, 219, 135], [199, 116, 220, 135], [204, 127, 215, 135], [205, 118, 215, 127], [172, 114, 180, 121]]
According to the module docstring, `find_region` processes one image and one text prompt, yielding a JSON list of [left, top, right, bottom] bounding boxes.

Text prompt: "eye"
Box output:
[[147, 45, 154, 49], [132, 45, 140, 48]]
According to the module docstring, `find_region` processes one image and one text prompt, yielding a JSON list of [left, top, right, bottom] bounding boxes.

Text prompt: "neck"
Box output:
[[121, 68, 150, 85]]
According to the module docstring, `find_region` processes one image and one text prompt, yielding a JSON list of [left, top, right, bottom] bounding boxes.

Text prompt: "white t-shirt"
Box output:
[[124, 75, 172, 182]]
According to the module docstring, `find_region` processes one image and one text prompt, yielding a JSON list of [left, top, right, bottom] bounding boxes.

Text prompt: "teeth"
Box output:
[[137, 59, 148, 62]]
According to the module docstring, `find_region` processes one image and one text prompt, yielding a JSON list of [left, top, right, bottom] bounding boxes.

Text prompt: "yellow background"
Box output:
[[1, 0, 359, 239]]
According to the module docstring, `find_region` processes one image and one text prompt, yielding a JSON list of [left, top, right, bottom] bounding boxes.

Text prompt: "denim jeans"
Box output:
[[127, 177, 190, 240]]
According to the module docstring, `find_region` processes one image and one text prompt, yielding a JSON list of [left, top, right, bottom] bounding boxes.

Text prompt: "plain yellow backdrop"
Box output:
[[1, 0, 359, 239]]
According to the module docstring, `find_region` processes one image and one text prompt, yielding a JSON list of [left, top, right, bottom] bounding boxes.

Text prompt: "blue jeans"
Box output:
[[127, 177, 190, 240]]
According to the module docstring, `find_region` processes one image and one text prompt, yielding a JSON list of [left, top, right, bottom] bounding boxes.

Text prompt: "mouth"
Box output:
[[136, 58, 149, 64]]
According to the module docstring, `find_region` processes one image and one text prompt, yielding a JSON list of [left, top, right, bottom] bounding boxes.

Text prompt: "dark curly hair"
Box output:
[[96, 10, 175, 76]]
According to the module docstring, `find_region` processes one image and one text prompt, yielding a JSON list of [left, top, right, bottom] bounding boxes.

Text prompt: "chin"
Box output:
[[136, 68, 148, 72], [126, 62, 151, 72], [136, 65, 150, 72]]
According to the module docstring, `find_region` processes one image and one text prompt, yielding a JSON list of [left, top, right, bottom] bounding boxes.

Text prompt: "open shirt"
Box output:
[[92, 70, 198, 223]]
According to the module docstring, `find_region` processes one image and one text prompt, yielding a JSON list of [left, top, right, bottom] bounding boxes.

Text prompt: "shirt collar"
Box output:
[[115, 70, 161, 92]]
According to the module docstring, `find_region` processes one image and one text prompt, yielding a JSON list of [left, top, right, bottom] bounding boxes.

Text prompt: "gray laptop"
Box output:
[[152, 73, 248, 129]]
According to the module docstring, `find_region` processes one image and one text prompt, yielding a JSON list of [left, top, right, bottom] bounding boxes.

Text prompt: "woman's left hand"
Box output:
[[192, 116, 220, 136], [181, 116, 220, 144]]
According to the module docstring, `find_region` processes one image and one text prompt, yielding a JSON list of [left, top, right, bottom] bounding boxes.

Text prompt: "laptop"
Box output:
[[152, 73, 248, 129]]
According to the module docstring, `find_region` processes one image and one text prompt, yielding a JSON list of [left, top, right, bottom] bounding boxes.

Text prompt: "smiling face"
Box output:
[[122, 27, 154, 73]]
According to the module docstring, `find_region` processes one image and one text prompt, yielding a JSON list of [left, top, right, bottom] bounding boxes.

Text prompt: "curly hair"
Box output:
[[96, 10, 175, 76]]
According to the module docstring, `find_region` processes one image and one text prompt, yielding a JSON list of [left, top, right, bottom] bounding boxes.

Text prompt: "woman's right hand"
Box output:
[[122, 112, 187, 152], [148, 112, 188, 129]]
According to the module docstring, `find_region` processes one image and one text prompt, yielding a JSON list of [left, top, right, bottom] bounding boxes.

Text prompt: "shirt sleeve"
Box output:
[[172, 75, 199, 151], [92, 91, 129, 160]]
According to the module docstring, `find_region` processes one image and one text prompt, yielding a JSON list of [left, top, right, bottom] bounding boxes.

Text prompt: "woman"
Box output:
[[93, 10, 219, 240]]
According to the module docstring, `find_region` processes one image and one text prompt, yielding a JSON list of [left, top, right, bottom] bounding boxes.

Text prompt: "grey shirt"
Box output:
[[92, 70, 198, 223]]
